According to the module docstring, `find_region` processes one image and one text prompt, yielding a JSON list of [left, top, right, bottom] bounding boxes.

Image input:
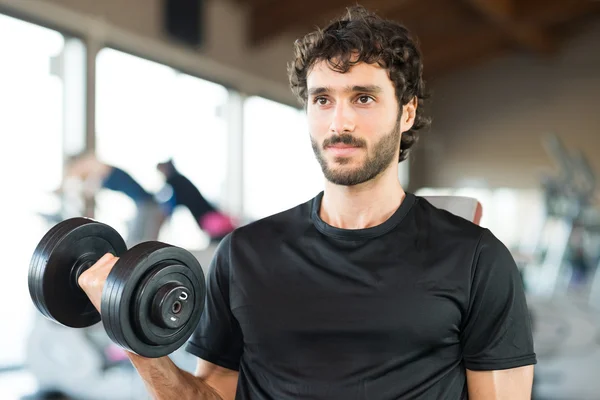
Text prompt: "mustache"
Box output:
[[322, 134, 366, 149]]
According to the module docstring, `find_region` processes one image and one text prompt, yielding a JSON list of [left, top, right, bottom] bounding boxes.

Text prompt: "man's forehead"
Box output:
[[307, 60, 390, 91], [309, 59, 384, 73]]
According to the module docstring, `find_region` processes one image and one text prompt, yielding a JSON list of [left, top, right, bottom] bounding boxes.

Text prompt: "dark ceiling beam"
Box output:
[[242, 0, 600, 78], [388, 0, 481, 40], [240, 0, 278, 8], [248, 0, 416, 45], [463, 0, 556, 54], [515, 0, 600, 26]]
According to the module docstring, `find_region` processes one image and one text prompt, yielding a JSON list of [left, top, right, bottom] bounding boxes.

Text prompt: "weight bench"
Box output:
[[421, 195, 483, 225]]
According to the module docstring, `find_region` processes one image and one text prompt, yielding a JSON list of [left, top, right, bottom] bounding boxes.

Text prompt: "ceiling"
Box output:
[[236, 0, 600, 79]]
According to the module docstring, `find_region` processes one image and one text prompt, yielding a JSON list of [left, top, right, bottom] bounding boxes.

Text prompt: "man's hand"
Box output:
[[77, 252, 119, 312]]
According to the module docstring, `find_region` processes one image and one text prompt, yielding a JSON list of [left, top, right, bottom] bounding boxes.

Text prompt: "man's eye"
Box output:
[[357, 96, 373, 104], [316, 97, 329, 105]]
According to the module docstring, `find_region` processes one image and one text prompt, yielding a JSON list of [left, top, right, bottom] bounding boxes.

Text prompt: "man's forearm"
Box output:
[[128, 353, 222, 400]]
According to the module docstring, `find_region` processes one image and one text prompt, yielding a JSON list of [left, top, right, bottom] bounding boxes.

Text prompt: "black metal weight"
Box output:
[[28, 217, 206, 358], [28, 218, 128, 328], [102, 241, 205, 358]]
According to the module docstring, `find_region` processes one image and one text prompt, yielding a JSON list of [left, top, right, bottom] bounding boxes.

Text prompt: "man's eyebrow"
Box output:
[[348, 85, 383, 94], [307, 85, 383, 97], [308, 86, 329, 97]]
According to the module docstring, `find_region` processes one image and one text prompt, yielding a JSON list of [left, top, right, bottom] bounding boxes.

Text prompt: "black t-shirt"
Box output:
[[185, 192, 537, 399]]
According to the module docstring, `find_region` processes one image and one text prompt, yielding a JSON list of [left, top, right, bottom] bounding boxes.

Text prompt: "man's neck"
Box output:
[[319, 168, 406, 230]]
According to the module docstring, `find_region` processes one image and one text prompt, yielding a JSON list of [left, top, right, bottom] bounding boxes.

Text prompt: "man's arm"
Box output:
[[195, 358, 240, 399], [460, 230, 537, 398], [466, 366, 534, 400], [127, 353, 238, 400], [78, 253, 240, 400]]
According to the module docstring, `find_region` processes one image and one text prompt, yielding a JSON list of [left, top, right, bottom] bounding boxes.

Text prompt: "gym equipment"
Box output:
[[422, 196, 483, 225], [28, 217, 206, 358], [522, 134, 600, 299]]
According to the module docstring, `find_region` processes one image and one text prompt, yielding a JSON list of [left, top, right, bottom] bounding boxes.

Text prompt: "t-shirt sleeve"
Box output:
[[185, 234, 244, 371], [461, 229, 537, 371]]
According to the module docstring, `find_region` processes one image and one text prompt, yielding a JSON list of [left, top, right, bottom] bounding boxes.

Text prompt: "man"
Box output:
[[79, 6, 536, 399], [156, 159, 237, 242]]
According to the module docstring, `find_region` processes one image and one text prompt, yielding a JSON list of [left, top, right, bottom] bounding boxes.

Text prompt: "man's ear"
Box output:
[[401, 97, 418, 132]]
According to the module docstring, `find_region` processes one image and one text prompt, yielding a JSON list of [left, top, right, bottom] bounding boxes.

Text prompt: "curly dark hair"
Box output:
[[288, 5, 430, 162]]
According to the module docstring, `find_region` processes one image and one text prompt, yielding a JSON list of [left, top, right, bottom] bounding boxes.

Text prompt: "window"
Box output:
[[242, 96, 324, 220], [0, 13, 85, 395], [95, 48, 230, 249]]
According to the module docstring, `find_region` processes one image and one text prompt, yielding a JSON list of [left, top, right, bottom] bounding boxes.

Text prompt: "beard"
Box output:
[[311, 118, 401, 186]]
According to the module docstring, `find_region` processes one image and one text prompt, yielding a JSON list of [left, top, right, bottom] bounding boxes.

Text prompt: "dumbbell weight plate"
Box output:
[[28, 217, 128, 328], [101, 241, 206, 358]]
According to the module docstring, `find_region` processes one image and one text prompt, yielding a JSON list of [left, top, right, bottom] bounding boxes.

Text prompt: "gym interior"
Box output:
[[1, 0, 600, 399]]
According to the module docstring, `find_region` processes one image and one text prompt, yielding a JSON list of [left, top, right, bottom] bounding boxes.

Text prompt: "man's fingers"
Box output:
[[77, 252, 120, 312]]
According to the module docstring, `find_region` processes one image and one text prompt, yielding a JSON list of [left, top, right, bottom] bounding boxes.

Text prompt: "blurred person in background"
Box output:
[[156, 159, 237, 243], [56, 151, 165, 245]]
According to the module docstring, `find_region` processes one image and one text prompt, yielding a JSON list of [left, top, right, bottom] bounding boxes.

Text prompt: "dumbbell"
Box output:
[[28, 217, 206, 358]]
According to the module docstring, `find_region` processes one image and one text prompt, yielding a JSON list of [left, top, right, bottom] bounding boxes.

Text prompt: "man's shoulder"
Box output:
[[229, 196, 315, 243], [412, 194, 513, 265], [413, 194, 486, 242]]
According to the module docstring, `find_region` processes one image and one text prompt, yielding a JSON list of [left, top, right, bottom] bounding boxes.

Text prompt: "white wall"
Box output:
[[420, 17, 600, 189]]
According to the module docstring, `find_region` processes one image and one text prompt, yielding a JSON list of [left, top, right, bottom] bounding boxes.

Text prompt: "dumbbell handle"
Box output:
[[70, 254, 106, 292]]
